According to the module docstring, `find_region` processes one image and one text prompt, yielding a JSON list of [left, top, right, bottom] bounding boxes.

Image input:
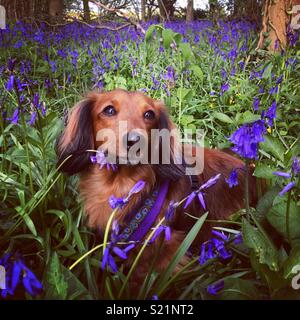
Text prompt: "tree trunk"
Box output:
[[83, 0, 90, 22], [186, 0, 193, 22], [48, 0, 63, 18], [141, 0, 146, 21], [257, 0, 300, 51], [158, 0, 176, 21]]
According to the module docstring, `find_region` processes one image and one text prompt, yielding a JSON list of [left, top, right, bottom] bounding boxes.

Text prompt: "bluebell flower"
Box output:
[[165, 200, 177, 222], [273, 171, 291, 179], [207, 280, 224, 295], [108, 195, 128, 209], [28, 112, 37, 126], [225, 169, 239, 188], [265, 100, 277, 127], [279, 181, 296, 196], [184, 192, 196, 209], [6, 75, 15, 91], [220, 83, 229, 95], [292, 157, 300, 176], [7, 108, 19, 125], [212, 238, 232, 259], [233, 233, 243, 245], [212, 230, 229, 241], [0, 253, 43, 298], [90, 149, 118, 171], [229, 120, 266, 159], [108, 180, 146, 210], [101, 242, 135, 273], [269, 86, 279, 95], [197, 192, 206, 210], [253, 97, 260, 111], [184, 174, 221, 211], [128, 180, 146, 197], [149, 225, 172, 243]]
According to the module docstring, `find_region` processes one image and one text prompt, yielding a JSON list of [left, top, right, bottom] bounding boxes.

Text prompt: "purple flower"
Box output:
[[269, 86, 278, 95], [225, 169, 239, 188], [265, 100, 277, 127], [273, 171, 291, 179], [212, 230, 229, 241], [233, 233, 243, 245], [197, 192, 206, 210], [292, 157, 300, 176], [108, 195, 127, 209], [28, 112, 37, 126], [207, 280, 224, 295], [101, 243, 135, 273], [128, 180, 146, 197], [150, 225, 172, 243], [199, 174, 221, 190], [279, 181, 296, 196], [229, 120, 266, 159], [0, 253, 43, 298], [220, 83, 229, 95], [90, 150, 118, 171], [253, 97, 260, 111], [7, 108, 19, 125], [212, 238, 232, 260], [184, 192, 196, 209], [165, 200, 177, 222], [6, 75, 15, 91], [199, 243, 207, 265]]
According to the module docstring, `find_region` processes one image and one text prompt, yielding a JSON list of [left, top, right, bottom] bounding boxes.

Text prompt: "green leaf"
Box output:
[[189, 64, 203, 82], [242, 219, 278, 271], [179, 43, 194, 61], [176, 88, 193, 101], [283, 245, 300, 279], [145, 24, 157, 42], [162, 29, 174, 49], [44, 252, 68, 300], [262, 63, 273, 79], [240, 111, 261, 124], [220, 278, 260, 300], [256, 185, 281, 220], [254, 164, 277, 179], [261, 135, 285, 162], [155, 213, 208, 295], [267, 200, 300, 240], [214, 112, 234, 124]]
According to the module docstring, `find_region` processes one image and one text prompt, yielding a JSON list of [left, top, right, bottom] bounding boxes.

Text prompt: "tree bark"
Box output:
[[48, 0, 63, 18], [141, 0, 146, 21], [158, 0, 176, 21], [257, 0, 300, 51], [83, 0, 90, 22], [186, 0, 193, 22]]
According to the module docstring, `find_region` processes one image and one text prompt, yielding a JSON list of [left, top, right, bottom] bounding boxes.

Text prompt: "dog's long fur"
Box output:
[[56, 89, 257, 282]]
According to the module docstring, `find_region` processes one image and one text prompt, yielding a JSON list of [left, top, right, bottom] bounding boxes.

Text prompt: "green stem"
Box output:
[[286, 190, 292, 244], [244, 159, 251, 221]]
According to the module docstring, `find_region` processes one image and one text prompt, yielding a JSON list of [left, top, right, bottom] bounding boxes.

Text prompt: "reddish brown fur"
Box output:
[[57, 89, 257, 284]]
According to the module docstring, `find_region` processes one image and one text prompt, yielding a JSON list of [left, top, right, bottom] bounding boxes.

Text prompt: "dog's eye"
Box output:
[[144, 110, 155, 120], [102, 105, 116, 116]]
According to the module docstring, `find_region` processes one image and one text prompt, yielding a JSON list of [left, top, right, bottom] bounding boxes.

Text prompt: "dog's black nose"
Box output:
[[123, 132, 141, 149]]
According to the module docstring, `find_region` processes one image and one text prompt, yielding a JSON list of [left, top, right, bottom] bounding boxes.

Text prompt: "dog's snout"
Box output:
[[123, 132, 141, 149]]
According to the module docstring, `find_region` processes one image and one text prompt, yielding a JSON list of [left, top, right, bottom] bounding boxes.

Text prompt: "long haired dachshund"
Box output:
[[56, 89, 257, 280]]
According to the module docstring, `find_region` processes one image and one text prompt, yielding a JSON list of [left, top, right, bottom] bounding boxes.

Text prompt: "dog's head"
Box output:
[[56, 89, 185, 180]]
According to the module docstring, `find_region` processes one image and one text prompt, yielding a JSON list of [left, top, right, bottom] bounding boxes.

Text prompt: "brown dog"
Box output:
[[56, 89, 257, 279]]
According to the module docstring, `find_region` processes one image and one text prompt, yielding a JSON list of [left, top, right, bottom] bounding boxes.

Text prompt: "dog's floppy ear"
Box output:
[[56, 97, 95, 175], [152, 102, 185, 181]]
